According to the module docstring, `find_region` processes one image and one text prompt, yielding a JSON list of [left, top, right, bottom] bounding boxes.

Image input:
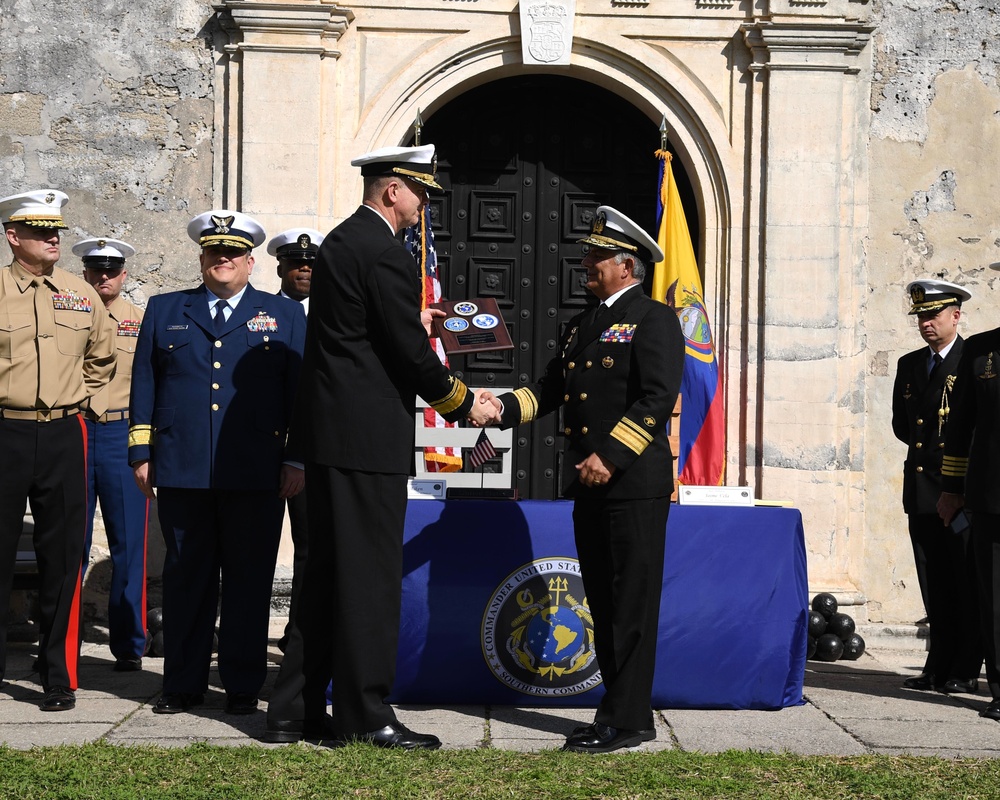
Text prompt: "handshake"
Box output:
[[467, 390, 502, 427]]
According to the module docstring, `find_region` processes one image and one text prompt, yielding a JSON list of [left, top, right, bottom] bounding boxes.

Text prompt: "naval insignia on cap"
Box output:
[[187, 209, 266, 250], [577, 204, 664, 264], [905, 278, 971, 315], [297, 234, 311, 249], [211, 215, 234, 234], [266, 227, 325, 260], [0, 189, 70, 229]]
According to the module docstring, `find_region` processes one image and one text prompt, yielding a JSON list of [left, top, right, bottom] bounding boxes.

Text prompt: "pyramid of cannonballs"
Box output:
[[807, 593, 865, 662]]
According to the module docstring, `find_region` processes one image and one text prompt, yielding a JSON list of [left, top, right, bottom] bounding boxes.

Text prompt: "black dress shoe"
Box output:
[[114, 658, 142, 672], [224, 692, 259, 715], [152, 692, 205, 714], [40, 686, 76, 712], [941, 678, 979, 694], [981, 699, 1000, 721], [563, 722, 654, 753], [264, 716, 338, 744], [902, 673, 938, 691], [347, 721, 441, 750]]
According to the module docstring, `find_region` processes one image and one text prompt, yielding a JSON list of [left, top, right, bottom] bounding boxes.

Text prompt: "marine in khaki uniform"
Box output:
[[74, 237, 150, 673], [0, 190, 116, 711], [494, 206, 685, 753]]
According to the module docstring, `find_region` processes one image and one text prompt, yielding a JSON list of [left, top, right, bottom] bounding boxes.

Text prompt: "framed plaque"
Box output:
[[430, 297, 515, 355]]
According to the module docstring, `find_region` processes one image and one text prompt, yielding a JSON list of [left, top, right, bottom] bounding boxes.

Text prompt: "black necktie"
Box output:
[[214, 299, 229, 332], [929, 352, 943, 379], [591, 303, 608, 327]]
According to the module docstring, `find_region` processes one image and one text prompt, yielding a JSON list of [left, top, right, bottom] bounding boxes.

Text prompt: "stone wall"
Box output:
[[864, 0, 1000, 621]]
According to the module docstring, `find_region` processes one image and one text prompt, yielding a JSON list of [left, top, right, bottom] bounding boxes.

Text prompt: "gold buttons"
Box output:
[[564, 394, 570, 402], [581, 426, 589, 434], [916, 418, 924, 425], [564, 427, 572, 435], [579, 393, 588, 401], [567, 362, 576, 370], [213, 361, 221, 369], [274, 431, 280, 437], [211, 403, 219, 411], [915, 442, 923, 449], [938, 442, 945, 448], [585, 361, 593, 368], [916, 466, 924, 473]]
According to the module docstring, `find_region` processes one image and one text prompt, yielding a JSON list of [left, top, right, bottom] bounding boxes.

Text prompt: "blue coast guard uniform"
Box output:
[[74, 237, 150, 669], [128, 211, 306, 709]]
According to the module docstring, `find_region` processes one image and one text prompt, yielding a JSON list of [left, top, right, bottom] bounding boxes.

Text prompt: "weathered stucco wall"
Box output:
[[0, 0, 217, 303], [865, 0, 1000, 621]]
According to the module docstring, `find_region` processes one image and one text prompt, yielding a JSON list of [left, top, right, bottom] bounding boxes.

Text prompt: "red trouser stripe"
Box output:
[[63, 413, 88, 689]]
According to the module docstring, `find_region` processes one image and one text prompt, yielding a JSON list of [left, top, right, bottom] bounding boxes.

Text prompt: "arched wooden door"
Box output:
[[418, 75, 698, 499]]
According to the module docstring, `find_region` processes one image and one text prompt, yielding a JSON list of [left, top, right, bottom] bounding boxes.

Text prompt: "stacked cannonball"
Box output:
[[147, 606, 165, 657], [807, 593, 865, 662]]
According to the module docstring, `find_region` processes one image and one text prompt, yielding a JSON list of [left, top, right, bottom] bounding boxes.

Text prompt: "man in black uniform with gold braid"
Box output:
[[265, 144, 498, 749], [495, 205, 684, 753], [892, 279, 981, 694], [939, 263, 1000, 720]]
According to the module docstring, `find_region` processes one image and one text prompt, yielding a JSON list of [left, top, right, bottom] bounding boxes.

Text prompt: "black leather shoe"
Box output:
[[980, 699, 1000, 721], [264, 716, 338, 744], [941, 678, 979, 694], [563, 722, 655, 753], [347, 721, 441, 750], [152, 692, 204, 714], [902, 673, 938, 691], [224, 692, 259, 715], [40, 686, 76, 712], [114, 658, 142, 672]]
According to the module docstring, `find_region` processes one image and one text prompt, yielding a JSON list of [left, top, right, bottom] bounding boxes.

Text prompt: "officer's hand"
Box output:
[[421, 307, 446, 337], [576, 453, 615, 488], [936, 491, 964, 526], [468, 390, 501, 427], [279, 464, 305, 498], [133, 461, 155, 500]]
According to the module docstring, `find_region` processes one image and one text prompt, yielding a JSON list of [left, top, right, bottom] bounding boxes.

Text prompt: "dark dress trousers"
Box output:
[[891, 338, 981, 682], [497, 284, 684, 731], [128, 284, 306, 697], [942, 328, 1000, 695], [267, 205, 474, 736]]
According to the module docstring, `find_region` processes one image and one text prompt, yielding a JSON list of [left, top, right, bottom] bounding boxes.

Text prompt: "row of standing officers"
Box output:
[[0, 143, 686, 754]]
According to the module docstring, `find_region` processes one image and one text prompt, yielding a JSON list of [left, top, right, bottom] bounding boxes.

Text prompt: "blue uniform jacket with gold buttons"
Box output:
[[891, 337, 963, 515], [127, 283, 306, 490], [498, 285, 684, 499]]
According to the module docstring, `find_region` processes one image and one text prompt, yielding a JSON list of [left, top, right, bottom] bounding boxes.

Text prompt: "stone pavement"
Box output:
[[3, 624, 1000, 756]]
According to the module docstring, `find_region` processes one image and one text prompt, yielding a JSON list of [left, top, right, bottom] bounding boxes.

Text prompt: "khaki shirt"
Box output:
[[88, 295, 144, 415], [0, 261, 116, 409]]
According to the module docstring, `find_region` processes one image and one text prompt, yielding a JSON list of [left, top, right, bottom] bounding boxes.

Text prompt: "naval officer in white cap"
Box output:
[[492, 204, 686, 752], [894, 279, 982, 696], [266, 144, 498, 748], [74, 237, 152, 674], [128, 209, 307, 716], [0, 190, 116, 711]]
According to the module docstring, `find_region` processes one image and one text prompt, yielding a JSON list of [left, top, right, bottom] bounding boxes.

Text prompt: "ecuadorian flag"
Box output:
[[650, 149, 725, 485]]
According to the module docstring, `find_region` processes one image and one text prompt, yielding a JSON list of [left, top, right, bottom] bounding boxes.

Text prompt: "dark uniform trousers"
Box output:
[[83, 416, 149, 661], [280, 487, 308, 645], [573, 494, 669, 731], [157, 487, 284, 696], [269, 465, 408, 733], [966, 513, 1000, 695], [0, 414, 87, 689]]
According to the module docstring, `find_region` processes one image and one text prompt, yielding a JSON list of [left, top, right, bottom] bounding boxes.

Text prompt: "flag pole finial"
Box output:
[[413, 110, 424, 146], [659, 116, 669, 151]]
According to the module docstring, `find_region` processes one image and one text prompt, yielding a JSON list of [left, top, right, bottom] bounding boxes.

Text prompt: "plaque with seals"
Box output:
[[430, 297, 514, 355]]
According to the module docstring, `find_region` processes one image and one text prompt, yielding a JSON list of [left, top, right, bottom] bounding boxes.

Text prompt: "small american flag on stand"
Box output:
[[466, 429, 498, 470]]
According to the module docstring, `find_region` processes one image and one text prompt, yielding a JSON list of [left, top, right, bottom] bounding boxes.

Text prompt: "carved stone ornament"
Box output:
[[520, 0, 576, 66]]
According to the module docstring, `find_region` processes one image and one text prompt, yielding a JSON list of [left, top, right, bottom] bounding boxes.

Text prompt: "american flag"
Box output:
[[404, 204, 462, 473], [467, 429, 498, 469]]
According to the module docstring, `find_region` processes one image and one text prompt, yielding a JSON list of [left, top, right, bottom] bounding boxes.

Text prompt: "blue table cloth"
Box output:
[[392, 500, 807, 709]]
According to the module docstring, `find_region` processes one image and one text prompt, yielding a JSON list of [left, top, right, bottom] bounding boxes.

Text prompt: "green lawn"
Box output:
[[1, 743, 999, 799]]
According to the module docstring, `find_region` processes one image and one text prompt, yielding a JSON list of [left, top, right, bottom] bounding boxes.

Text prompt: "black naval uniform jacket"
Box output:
[[943, 328, 1000, 512], [292, 205, 474, 469], [497, 284, 684, 498], [891, 338, 963, 515]]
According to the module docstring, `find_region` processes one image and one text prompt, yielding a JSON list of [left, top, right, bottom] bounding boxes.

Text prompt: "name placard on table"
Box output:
[[676, 485, 754, 506]]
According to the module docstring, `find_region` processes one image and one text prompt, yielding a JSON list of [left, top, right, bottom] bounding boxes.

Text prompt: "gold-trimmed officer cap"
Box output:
[[578, 205, 664, 264], [187, 210, 266, 251], [72, 237, 136, 269], [905, 279, 971, 315], [351, 144, 443, 191], [266, 228, 326, 261], [0, 189, 69, 229]]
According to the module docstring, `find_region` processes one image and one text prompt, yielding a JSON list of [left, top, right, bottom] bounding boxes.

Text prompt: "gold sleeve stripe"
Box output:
[[128, 424, 153, 447], [941, 455, 969, 477], [620, 416, 654, 445], [429, 379, 469, 416], [610, 421, 650, 456], [512, 388, 539, 423]]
